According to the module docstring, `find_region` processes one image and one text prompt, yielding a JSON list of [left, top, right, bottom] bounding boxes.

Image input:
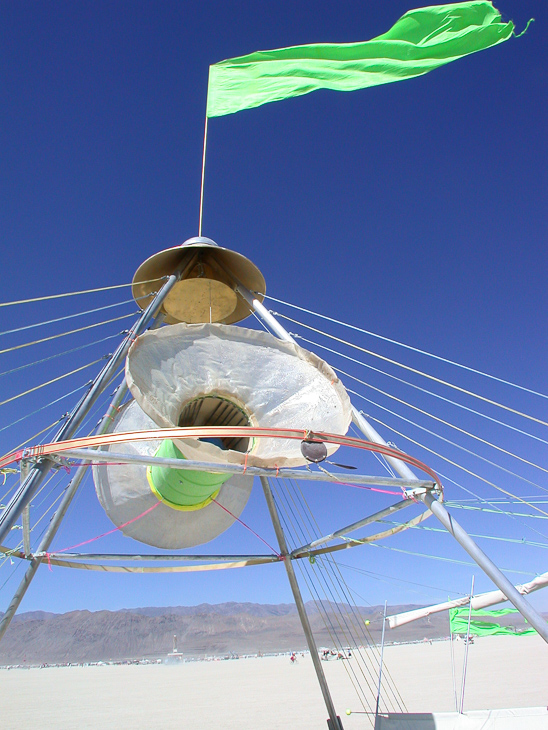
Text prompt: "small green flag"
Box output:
[[206, 1, 515, 118], [449, 607, 539, 637]]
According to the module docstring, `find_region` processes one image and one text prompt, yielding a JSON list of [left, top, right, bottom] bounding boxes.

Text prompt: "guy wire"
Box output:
[[284, 476, 407, 712], [269, 478, 374, 715]]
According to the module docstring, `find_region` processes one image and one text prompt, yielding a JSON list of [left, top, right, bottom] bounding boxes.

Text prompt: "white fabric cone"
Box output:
[[93, 400, 254, 549], [126, 322, 352, 468]]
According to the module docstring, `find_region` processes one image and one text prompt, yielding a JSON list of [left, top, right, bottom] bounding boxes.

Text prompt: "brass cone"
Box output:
[[132, 237, 266, 325]]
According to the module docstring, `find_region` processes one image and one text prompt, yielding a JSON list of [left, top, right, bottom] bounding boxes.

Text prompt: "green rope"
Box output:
[[513, 18, 535, 39]]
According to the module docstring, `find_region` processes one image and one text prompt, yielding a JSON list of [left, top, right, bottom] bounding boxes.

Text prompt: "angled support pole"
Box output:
[[0, 254, 195, 545], [54, 449, 433, 490], [351, 409, 417, 482], [238, 291, 548, 644], [291, 499, 411, 558], [0, 311, 171, 642], [0, 379, 130, 642], [233, 283, 422, 482], [260, 477, 343, 730], [421, 491, 548, 644], [21, 463, 31, 558]]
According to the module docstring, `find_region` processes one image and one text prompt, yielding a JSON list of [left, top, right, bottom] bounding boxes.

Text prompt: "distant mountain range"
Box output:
[[0, 602, 448, 664]]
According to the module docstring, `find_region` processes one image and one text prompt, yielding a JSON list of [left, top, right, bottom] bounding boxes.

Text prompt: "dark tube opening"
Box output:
[[178, 395, 251, 453]]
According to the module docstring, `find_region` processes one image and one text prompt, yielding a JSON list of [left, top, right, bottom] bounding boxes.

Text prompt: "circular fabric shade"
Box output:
[[93, 400, 254, 549], [126, 322, 352, 469]]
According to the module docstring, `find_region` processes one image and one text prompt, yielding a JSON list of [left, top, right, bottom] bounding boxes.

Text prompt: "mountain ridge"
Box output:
[[0, 601, 445, 664]]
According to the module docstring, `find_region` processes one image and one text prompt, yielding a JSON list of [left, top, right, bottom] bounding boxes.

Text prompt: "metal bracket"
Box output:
[[403, 483, 439, 500]]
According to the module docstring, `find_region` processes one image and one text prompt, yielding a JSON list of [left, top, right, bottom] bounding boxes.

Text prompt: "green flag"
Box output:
[[449, 607, 539, 637], [206, 1, 515, 118]]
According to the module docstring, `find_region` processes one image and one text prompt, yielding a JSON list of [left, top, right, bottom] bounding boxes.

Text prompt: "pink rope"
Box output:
[[45, 502, 161, 568], [329, 479, 402, 496], [211, 498, 280, 556], [75, 462, 137, 468]]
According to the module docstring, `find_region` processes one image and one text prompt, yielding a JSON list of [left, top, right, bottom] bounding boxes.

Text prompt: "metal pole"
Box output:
[[0, 255, 194, 544], [54, 449, 432, 491], [259, 477, 343, 730], [291, 500, 412, 558], [234, 285, 421, 484], [238, 288, 548, 642], [375, 601, 388, 719], [21, 463, 31, 557], [21, 507, 31, 557], [40, 552, 278, 562], [449, 596, 458, 713], [459, 575, 474, 714], [421, 492, 548, 644], [0, 379, 130, 642], [0, 315, 168, 640], [351, 410, 417, 482]]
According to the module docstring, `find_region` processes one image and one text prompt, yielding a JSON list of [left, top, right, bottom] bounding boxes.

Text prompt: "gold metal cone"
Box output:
[[132, 238, 266, 325]]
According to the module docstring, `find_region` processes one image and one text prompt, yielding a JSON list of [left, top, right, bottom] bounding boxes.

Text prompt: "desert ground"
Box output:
[[1, 635, 546, 729]]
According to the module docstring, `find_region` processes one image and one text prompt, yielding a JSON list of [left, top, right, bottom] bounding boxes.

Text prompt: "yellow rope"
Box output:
[[31, 490, 66, 531], [0, 278, 165, 308], [369, 414, 548, 519], [337, 366, 548, 476], [0, 313, 135, 355], [2, 418, 66, 462], [0, 359, 102, 408], [280, 313, 548, 429]]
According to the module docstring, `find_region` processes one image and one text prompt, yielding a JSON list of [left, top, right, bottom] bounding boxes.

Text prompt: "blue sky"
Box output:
[[1, 0, 547, 616]]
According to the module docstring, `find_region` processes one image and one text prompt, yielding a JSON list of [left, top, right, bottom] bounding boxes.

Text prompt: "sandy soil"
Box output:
[[1, 635, 546, 729]]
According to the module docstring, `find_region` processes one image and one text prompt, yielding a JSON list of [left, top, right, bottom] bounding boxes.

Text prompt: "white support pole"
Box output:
[[21, 507, 31, 558], [235, 288, 548, 644], [387, 572, 548, 629], [459, 575, 475, 714], [375, 601, 388, 719], [450, 599, 458, 713], [235, 283, 422, 484], [291, 499, 411, 558], [0, 379, 130, 643], [351, 409, 417, 482], [0, 256, 193, 545], [56, 448, 432, 491], [20, 462, 31, 558], [260, 477, 343, 730], [422, 492, 548, 644]]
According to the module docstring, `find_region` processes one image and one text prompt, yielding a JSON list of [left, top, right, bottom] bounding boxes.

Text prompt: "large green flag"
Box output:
[[449, 607, 539, 637], [206, 1, 515, 118]]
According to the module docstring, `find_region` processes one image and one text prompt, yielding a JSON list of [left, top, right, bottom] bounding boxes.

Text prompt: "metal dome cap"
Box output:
[[132, 237, 266, 325]]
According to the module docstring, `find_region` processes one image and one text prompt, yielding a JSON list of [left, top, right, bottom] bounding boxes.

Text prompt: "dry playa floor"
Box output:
[[1, 635, 546, 729]]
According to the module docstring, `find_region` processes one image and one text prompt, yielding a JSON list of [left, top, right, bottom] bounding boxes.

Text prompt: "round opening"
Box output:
[[178, 395, 251, 453]]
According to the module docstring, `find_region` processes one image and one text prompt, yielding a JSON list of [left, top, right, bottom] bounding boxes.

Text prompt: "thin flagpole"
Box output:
[[449, 596, 458, 712], [375, 600, 388, 719], [198, 115, 209, 236], [459, 575, 475, 714]]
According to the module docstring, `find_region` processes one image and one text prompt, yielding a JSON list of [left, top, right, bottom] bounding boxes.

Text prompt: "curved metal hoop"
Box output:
[[0, 425, 442, 487], [1, 426, 442, 572]]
